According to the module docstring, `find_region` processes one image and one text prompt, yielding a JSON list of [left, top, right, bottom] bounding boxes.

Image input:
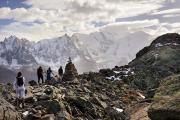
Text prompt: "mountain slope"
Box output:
[[32, 34, 80, 69], [128, 33, 180, 97], [72, 31, 152, 68]]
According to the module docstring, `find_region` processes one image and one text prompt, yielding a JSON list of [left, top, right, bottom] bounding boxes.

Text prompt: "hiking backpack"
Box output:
[[17, 77, 24, 87]]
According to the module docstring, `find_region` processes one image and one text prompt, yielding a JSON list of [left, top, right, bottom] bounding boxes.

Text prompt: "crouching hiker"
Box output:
[[13, 72, 26, 108]]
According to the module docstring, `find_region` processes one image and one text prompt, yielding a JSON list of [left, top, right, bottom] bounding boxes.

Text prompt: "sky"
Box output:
[[0, 0, 180, 41]]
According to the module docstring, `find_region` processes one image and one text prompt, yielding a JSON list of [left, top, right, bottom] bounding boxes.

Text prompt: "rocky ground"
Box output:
[[148, 74, 180, 120], [0, 74, 146, 120], [0, 33, 180, 120], [0, 59, 148, 120]]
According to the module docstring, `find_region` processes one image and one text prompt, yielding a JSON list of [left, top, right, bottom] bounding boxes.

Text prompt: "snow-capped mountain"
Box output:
[[0, 30, 154, 77], [0, 36, 36, 69], [32, 34, 80, 69], [72, 30, 153, 69]]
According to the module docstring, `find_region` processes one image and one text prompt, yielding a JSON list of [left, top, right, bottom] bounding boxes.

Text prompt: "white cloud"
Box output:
[[0, 7, 64, 23], [0, 0, 179, 41], [102, 19, 159, 28], [0, 0, 166, 23], [152, 8, 180, 15], [0, 21, 96, 41], [163, 14, 180, 18], [0, 19, 161, 41]]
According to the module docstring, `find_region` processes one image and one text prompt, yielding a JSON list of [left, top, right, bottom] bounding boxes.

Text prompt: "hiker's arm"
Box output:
[[52, 72, 55, 76]]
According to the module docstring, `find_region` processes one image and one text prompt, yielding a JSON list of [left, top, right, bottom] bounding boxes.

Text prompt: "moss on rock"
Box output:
[[148, 74, 180, 120]]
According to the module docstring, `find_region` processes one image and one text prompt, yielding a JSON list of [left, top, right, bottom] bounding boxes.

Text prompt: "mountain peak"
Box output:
[[8, 35, 17, 39], [4, 35, 18, 42], [135, 33, 180, 59], [151, 33, 180, 45], [4, 35, 30, 44]]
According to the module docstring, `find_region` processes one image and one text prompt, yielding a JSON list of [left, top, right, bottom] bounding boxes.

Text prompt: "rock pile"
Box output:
[[62, 57, 78, 82]]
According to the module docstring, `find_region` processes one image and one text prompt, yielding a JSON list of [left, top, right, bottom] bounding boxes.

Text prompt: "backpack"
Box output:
[[17, 77, 24, 87]]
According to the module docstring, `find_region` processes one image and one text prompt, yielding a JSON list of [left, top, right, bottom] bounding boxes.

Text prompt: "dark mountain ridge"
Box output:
[[128, 33, 180, 96]]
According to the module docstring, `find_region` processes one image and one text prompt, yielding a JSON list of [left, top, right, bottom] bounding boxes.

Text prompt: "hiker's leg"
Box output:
[[20, 87, 25, 108], [38, 75, 40, 84], [41, 75, 44, 83], [16, 88, 20, 107]]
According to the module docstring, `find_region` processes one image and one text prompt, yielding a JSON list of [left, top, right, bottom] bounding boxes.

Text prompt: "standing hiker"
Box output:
[[37, 66, 44, 84], [13, 72, 26, 108], [46, 67, 54, 83], [58, 66, 63, 80]]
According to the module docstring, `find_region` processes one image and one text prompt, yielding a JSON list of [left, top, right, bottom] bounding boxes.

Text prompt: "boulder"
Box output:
[[25, 96, 37, 103], [0, 97, 21, 120], [35, 100, 63, 114], [42, 85, 61, 99], [44, 86, 54, 95], [68, 97, 97, 118], [55, 110, 72, 120], [91, 96, 107, 109], [148, 74, 180, 120], [37, 94, 51, 101], [28, 80, 38, 86], [41, 114, 55, 120], [105, 107, 129, 120]]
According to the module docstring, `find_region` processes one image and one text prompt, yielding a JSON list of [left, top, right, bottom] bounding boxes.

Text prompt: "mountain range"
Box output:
[[0, 30, 154, 83]]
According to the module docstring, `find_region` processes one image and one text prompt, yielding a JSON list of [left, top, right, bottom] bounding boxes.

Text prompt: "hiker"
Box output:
[[13, 72, 26, 108], [58, 66, 63, 80], [37, 66, 44, 84], [46, 67, 54, 84]]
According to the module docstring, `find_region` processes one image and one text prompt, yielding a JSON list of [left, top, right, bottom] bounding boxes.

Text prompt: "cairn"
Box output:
[[62, 57, 78, 82]]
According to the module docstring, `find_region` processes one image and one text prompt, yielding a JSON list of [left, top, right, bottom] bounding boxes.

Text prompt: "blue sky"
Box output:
[[0, 0, 180, 41], [0, 0, 29, 9]]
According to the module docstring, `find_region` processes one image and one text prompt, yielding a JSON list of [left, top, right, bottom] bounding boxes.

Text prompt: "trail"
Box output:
[[130, 103, 151, 120]]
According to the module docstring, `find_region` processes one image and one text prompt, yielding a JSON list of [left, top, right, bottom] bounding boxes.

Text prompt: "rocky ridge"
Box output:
[[128, 33, 180, 97], [0, 59, 146, 120]]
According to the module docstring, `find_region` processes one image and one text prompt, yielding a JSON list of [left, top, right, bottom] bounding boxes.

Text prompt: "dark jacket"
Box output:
[[58, 67, 63, 76], [37, 67, 43, 76]]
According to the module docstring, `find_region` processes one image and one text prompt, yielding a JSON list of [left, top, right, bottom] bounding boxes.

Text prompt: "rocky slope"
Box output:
[[148, 74, 180, 120], [0, 96, 21, 120], [1, 60, 145, 120], [127, 33, 180, 97]]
